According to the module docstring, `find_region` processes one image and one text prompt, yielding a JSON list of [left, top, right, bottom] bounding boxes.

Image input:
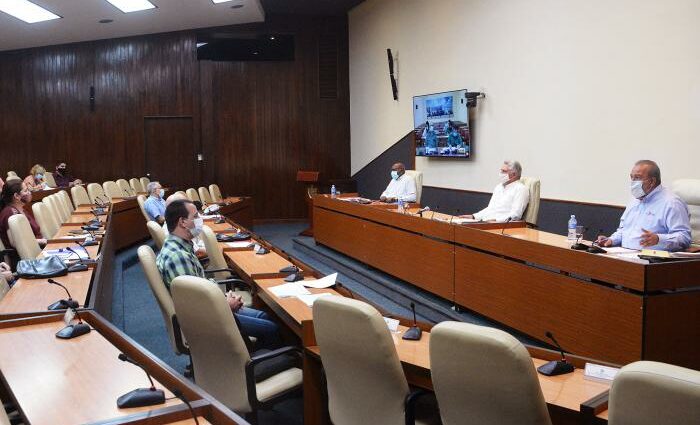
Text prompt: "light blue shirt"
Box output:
[[144, 196, 166, 222], [609, 185, 691, 251]]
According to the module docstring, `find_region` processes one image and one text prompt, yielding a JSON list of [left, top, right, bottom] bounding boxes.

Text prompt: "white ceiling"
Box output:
[[0, 0, 265, 51]]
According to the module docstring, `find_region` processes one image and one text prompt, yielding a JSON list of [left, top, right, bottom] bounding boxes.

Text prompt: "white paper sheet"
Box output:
[[452, 218, 480, 224], [603, 247, 640, 254], [296, 293, 333, 307], [226, 241, 251, 248], [302, 273, 338, 289], [269, 282, 311, 298]]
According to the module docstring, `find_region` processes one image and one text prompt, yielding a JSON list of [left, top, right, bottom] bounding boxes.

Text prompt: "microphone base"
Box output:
[[55, 323, 91, 339], [570, 243, 590, 251], [402, 326, 422, 341], [587, 245, 607, 254], [280, 265, 299, 274], [48, 299, 79, 311], [117, 388, 165, 408], [284, 273, 303, 282], [81, 240, 99, 246], [537, 360, 574, 376]]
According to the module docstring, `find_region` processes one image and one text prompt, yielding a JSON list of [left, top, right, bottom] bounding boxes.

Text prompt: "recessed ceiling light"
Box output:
[[196, 42, 208, 48], [231, 4, 244, 9], [0, 0, 61, 23], [269, 36, 275, 40], [104, 0, 155, 13], [252, 51, 259, 55], [211, 0, 233, 3], [99, 19, 113, 23]]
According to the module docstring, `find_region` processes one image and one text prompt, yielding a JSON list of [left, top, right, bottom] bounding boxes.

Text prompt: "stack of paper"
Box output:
[[226, 241, 251, 248], [269, 282, 311, 298], [302, 273, 338, 289]]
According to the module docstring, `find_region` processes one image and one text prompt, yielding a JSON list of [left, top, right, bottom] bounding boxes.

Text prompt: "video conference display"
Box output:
[[414, 89, 470, 158]]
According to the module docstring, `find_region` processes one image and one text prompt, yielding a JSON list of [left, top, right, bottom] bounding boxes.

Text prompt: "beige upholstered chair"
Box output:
[[6, 171, 17, 178], [0, 276, 10, 302], [200, 225, 252, 306], [137, 195, 150, 221], [0, 397, 11, 425], [209, 184, 223, 202], [140, 177, 150, 191], [45, 194, 69, 224], [404, 170, 423, 203], [87, 182, 106, 204], [672, 179, 700, 248], [32, 202, 59, 239], [313, 296, 438, 425], [5, 176, 21, 183], [171, 275, 303, 419], [198, 187, 213, 204], [185, 188, 201, 203], [520, 177, 541, 225], [103, 181, 123, 200], [58, 190, 75, 214], [43, 171, 57, 188], [71, 185, 91, 208], [8, 214, 42, 259], [0, 238, 11, 268], [116, 179, 132, 196], [146, 221, 166, 250], [430, 321, 551, 425], [130, 178, 144, 193], [609, 360, 700, 425]]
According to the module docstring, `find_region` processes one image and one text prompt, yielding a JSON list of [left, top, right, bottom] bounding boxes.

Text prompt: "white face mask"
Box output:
[[499, 172, 509, 184], [391, 170, 399, 180], [189, 217, 204, 238], [158, 189, 165, 198], [630, 180, 646, 199]]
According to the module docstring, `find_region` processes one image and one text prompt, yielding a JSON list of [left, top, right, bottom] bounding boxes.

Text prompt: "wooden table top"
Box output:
[[42, 241, 100, 259], [255, 277, 341, 325], [0, 319, 181, 425], [0, 269, 93, 314], [167, 418, 214, 425], [63, 213, 106, 225], [225, 250, 294, 279]]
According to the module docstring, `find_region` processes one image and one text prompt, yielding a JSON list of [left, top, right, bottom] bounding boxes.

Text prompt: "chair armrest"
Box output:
[[205, 267, 237, 275], [404, 388, 431, 425], [214, 278, 248, 291], [249, 346, 302, 366], [171, 315, 189, 355], [244, 346, 302, 410]]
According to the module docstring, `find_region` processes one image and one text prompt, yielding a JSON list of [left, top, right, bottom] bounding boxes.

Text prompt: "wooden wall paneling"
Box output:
[[644, 291, 700, 370]]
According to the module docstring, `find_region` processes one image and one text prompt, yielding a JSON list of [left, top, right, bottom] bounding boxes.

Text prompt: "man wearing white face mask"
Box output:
[[144, 181, 166, 224], [461, 160, 529, 222], [596, 160, 690, 251], [157, 199, 280, 348], [379, 162, 417, 202]]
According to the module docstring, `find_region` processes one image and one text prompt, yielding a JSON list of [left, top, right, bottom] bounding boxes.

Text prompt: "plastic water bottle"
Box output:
[[397, 197, 405, 213], [330, 185, 337, 198], [567, 215, 577, 242]]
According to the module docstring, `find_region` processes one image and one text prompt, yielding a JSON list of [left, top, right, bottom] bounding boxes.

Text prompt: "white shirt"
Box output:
[[380, 174, 417, 202], [473, 181, 529, 222]]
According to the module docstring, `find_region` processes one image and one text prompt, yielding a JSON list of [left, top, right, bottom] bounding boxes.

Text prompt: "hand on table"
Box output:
[[639, 229, 660, 247]]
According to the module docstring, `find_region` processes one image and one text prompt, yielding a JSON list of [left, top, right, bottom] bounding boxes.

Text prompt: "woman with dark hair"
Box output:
[[0, 180, 46, 252]]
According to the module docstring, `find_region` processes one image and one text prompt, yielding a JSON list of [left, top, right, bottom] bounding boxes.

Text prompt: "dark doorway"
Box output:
[[144, 117, 197, 189]]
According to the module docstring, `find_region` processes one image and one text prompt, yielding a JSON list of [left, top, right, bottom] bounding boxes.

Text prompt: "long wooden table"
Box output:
[[313, 195, 700, 369]]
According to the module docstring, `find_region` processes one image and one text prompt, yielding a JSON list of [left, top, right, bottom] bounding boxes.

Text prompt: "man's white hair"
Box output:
[[146, 181, 160, 195], [504, 160, 522, 178]]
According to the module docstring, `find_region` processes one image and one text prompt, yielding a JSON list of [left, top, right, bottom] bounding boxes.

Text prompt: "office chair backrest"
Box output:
[[130, 178, 144, 193], [71, 185, 91, 208], [58, 190, 75, 214], [5, 176, 21, 183], [0, 276, 10, 303], [43, 171, 57, 188], [404, 170, 423, 203], [609, 360, 700, 425], [520, 177, 541, 225], [87, 183, 106, 204], [116, 179, 131, 196], [171, 275, 252, 412], [140, 177, 150, 192], [198, 187, 213, 204], [103, 181, 123, 200], [8, 214, 41, 260], [6, 171, 17, 178], [200, 225, 228, 280], [430, 321, 551, 425], [137, 245, 185, 355], [146, 221, 166, 250], [185, 188, 201, 203], [45, 194, 69, 224], [209, 184, 223, 202], [313, 296, 409, 425], [32, 202, 59, 239], [136, 195, 150, 222], [672, 179, 700, 246]]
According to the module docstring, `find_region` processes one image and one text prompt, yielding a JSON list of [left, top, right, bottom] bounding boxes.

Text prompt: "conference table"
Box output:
[[313, 195, 700, 369]]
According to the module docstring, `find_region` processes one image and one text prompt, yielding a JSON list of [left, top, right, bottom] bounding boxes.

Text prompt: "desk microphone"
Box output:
[[571, 227, 590, 251], [537, 331, 575, 376], [116, 353, 166, 408], [500, 217, 513, 235], [402, 302, 422, 341], [587, 229, 608, 254], [448, 209, 460, 225], [66, 246, 96, 271], [416, 206, 430, 217], [55, 307, 91, 339], [173, 389, 199, 425], [47, 279, 79, 310], [429, 205, 439, 221]]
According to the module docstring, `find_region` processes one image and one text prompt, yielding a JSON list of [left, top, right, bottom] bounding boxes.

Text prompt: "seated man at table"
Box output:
[[596, 160, 691, 251], [379, 162, 417, 203], [461, 160, 529, 222], [156, 199, 280, 349], [53, 162, 83, 188], [143, 181, 166, 224]]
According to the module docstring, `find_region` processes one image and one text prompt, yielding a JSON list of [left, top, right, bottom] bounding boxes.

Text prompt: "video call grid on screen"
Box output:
[[413, 89, 471, 158]]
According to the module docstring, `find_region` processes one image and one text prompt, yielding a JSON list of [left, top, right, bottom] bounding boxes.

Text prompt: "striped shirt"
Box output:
[[156, 234, 204, 290]]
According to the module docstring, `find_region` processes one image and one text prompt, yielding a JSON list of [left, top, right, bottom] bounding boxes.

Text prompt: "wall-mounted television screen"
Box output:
[[413, 89, 470, 158]]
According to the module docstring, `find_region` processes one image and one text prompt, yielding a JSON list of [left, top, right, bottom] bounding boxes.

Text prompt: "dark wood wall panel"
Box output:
[[0, 15, 349, 219]]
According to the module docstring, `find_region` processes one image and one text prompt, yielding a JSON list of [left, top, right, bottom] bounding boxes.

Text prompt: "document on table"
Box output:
[[452, 217, 480, 224], [44, 246, 90, 260], [226, 241, 251, 248], [296, 293, 333, 307], [269, 282, 311, 298], [302, 273, 338, 289], [603, 247, 640, 255], [671, 251, 700, 258]]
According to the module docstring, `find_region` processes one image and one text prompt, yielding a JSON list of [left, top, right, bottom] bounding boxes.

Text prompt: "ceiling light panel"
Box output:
[[0, 0, 61, 23], [212, 0, 234, 3], [104, 0, 156, 13]]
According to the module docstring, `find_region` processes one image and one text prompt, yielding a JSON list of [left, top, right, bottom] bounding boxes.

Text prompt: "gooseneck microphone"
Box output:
[[173, 390, 200, 425], [537, 331, 575, 376], [55, 306, 91, 339], [402, 302, 422, 341], [116, 353, 166, 408], [571, 227, 590, 251], [416, 206, 430, 217], [500, 217, 513, 235], [47, 279, 80, 310]]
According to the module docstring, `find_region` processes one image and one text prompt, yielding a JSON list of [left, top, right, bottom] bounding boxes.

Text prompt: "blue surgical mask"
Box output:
[[391, 170, 399, 180], [630, 180, 646, 199], [35, 173, 44, 180], [159, 189, 165, 198]]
